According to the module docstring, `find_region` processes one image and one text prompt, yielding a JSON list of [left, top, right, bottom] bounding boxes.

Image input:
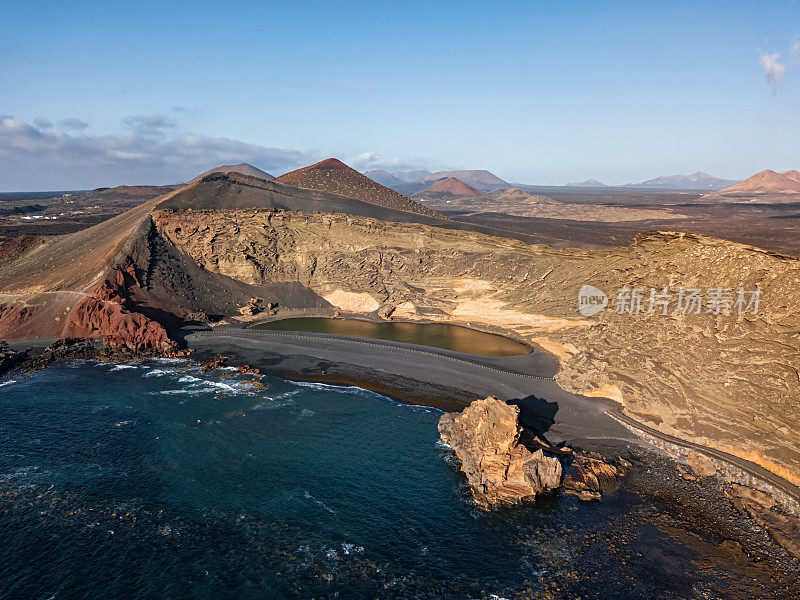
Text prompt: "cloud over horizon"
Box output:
[[346, 151, 425, 173], [0, 116, 323, 190]]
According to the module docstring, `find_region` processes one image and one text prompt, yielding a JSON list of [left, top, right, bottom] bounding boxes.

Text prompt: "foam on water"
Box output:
[[108, 364, 139, 371], [158, 389, 206, 396], [252, 397, 296, 410], [177, 375, 202, 383], [144, 368, 170, 378], [293, 380, 380, 397], [304, 490, 337, 515], [291, 379, 441, 413]]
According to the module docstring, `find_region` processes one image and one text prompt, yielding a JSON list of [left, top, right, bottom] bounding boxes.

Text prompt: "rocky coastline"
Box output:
[[0, 337, 190, 380], [438, 396, 628, 509]]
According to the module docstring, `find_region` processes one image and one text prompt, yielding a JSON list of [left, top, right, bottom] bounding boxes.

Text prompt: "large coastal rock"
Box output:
[[438, 396, 562, 508]]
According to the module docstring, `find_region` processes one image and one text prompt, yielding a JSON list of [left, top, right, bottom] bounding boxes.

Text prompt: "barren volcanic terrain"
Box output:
[[2, 169, 799, 492], [447, 188, 800, 256], [0, 185, 178, 238]]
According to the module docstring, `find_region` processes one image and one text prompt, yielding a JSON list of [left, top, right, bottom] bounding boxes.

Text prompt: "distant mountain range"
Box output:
[[564, 172, 739, 190], [566, 179, 607, 188], [393, 170, 432, 183], [366, 167, 739, 192], [363, 169, 434, 187], [363, 170, 403, 188], [363, 168, 508, 193], [418, 170, 509, 191], [623, 171, 739, 190]]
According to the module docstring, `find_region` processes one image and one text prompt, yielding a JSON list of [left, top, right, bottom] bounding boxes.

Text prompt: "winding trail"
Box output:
[[607, 409, 800, 504]]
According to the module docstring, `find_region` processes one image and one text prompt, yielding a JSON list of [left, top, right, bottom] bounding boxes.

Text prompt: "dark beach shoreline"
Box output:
[[174, 325, 632, 448]]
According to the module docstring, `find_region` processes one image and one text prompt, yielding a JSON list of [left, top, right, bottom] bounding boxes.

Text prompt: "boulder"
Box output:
[[727, 483, 800, 559], [377, 304, 396, 320], [562, 452, 629, 501], [238, 297, 265, 316], [686, 451, 717, 477], [200, 354, 229, 373], [438, 396, 562, 508]]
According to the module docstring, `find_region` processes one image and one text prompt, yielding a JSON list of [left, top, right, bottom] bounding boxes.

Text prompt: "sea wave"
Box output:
[[158, 389, 205, 396], [66, 358, 100, 368], [252, 397, 296, 410], [304, 490, 336, 515], [0, 379, 16, 388], [291, 380, 441, 413], [340, 542, 364, 555], [149, 357, 188, 364], [201, 380, 240, 393], [0, 465, 43, 480], [108, 364, 138, 372], [144, 368, 171, 378]]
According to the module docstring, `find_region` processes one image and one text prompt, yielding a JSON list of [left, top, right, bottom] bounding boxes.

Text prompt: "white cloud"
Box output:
[[0, 115, 320, 190], [759, 52, 786, 91], [347, 151, 422, 172]]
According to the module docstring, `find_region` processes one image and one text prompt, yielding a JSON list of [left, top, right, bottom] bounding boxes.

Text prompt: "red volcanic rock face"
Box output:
[[63, 261, 175, 352], [65, 295, 172, 351]]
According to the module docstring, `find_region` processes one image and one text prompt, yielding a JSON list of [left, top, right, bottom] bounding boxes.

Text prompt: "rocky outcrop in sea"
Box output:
[[438, 396, 562, 508], [439, 396, 632, 508]]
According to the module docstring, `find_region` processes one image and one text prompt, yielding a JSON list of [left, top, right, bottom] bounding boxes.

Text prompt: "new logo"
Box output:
[[578, 285, 608, 316]]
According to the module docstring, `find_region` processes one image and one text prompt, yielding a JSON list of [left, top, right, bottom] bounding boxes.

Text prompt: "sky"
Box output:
[[1, 0, 799, 190]]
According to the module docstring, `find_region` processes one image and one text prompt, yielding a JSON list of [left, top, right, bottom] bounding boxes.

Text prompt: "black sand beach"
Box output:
[[178, 326, 634, 450]]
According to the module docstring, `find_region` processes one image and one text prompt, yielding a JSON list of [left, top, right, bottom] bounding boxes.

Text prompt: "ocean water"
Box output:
[[0, 360, 796, 599]]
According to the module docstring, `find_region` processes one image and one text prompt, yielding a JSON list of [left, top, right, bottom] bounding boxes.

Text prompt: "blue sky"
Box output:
[[1, 0, 799, 190]]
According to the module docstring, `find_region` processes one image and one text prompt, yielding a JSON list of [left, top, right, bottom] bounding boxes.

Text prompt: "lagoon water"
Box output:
[[0, 360, 795, 599], [250, 318, 531, 356]]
